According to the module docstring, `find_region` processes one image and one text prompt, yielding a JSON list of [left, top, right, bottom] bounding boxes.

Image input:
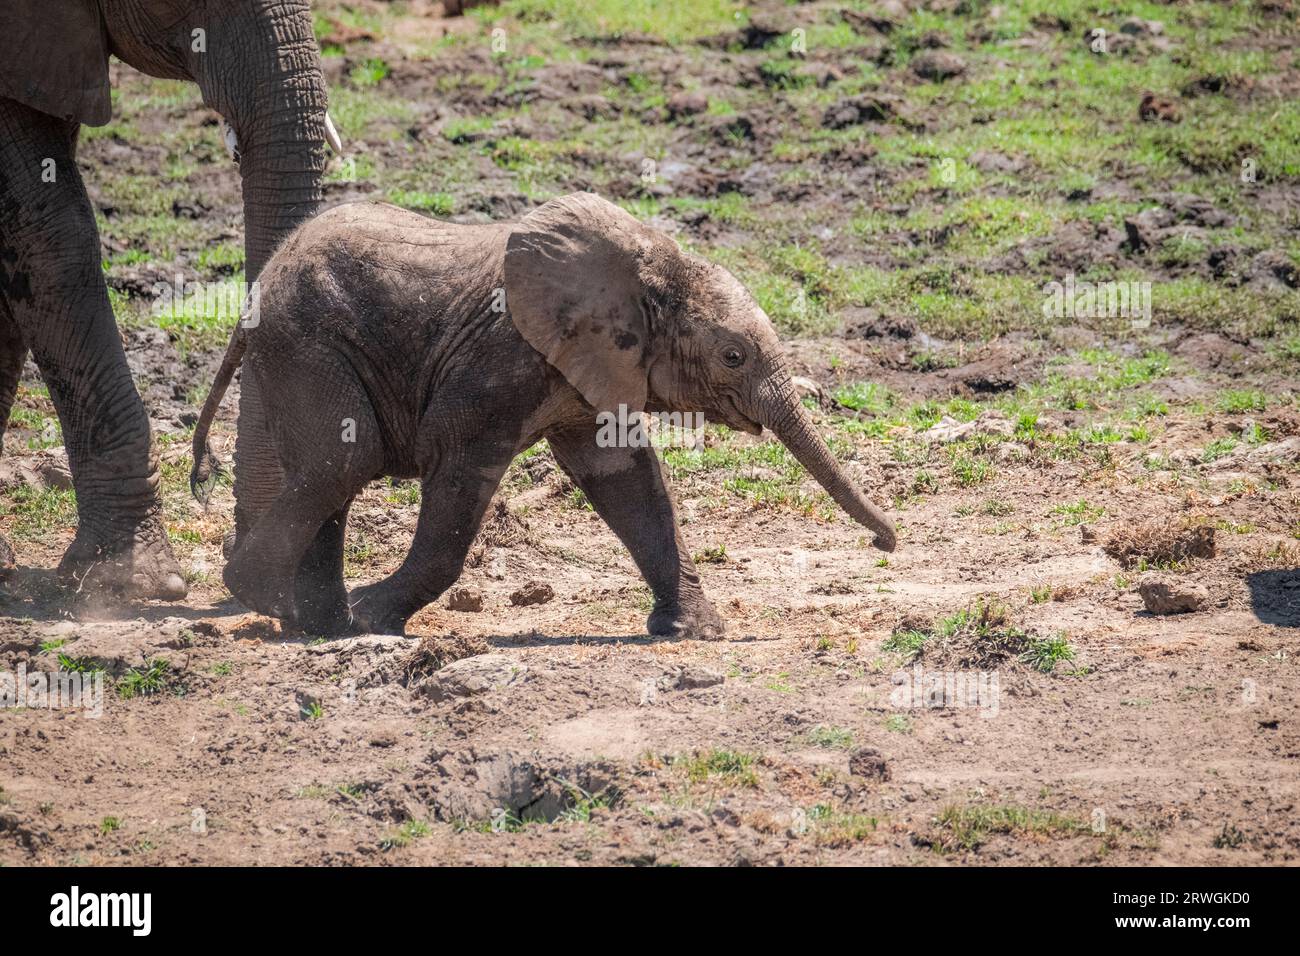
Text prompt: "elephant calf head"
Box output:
[[505, 193, 897, 552]]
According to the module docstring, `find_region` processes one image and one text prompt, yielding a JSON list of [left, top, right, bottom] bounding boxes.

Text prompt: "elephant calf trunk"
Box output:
[[190, 328, 248, 504], [762, 397, 897, 552]]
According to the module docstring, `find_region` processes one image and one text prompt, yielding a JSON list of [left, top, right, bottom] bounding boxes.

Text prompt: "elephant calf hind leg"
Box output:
[[349, 451, 511, 635], [291, 501, 352, 636], [226, 354, 381, 622], [0, 303, 25, 583], [224, 475, 350, 621], [0, 302, 26, 457]]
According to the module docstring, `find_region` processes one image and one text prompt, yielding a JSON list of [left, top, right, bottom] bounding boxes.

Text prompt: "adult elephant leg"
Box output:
[[0, 302, 23, 580], [548, 426, 724, 640], [0, 98, 183, 599], [231, 371, 285, 551]]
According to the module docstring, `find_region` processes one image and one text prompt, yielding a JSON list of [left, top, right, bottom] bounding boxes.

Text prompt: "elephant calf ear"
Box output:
[[505, 192, 678, 417], [0, 0, 112, 126]]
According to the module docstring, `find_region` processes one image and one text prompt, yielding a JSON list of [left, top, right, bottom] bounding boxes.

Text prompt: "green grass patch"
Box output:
[[807, 726, 854, 750], [1, 487, 77, 540], [674, 749, 760, 788], [933, 803, 1088, 853], [118, 659, 174, 700], [482, 0, 746, 44], [386, 189, 455, 216]]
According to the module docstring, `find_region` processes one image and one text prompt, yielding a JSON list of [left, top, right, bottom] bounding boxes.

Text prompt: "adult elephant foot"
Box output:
[[57, 518, 186, 601], [648, 596, 726, 641]]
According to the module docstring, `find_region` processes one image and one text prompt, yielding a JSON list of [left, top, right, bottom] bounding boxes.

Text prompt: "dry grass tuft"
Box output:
[[466, 500, 535, 567], [1103, 518, 1216, 569], [402, 633, 490, 682]]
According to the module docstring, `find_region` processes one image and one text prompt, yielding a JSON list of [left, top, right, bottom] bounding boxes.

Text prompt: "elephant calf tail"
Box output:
[[190, 328, 248, 505]]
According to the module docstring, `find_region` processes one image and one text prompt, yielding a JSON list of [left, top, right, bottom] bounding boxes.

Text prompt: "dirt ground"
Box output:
[[4, 338, 1296, 867], [2, 0, 1299, 865]]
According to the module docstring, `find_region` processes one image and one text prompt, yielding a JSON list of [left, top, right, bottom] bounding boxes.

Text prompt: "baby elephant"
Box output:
[[191, 193, 896, 638]]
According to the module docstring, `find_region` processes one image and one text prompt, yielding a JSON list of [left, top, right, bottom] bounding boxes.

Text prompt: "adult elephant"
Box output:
[[0, 0, 335, 598]]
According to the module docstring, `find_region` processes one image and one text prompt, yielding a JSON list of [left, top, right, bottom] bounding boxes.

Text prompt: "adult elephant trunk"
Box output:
[[210, 0, 330, 544], [230, 1, 327, 277], [752, 376, 897, 552], [238, 71, 328, 275]]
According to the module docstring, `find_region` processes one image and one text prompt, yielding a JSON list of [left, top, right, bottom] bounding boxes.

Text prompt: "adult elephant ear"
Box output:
[[505, 192, 683, 416], [0, 0, 111, 126]]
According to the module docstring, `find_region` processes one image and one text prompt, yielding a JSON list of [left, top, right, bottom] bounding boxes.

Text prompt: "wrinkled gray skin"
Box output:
[[0, 0, 328, 597], [192, 193, 897, 638]]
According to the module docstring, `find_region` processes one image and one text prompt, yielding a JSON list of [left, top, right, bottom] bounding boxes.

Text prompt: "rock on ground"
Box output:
[[414, 654, 527, 703]]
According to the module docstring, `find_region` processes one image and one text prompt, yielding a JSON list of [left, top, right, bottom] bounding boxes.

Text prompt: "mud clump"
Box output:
[[911, 50, 966, 81], [1103, 520, 1216, 569], [424, 750, 618, 825], [413, 653, 526, 703], [849, 748, 890, 782], [511, 581, 555, 607], [915, 600, 1031, 671], [666, 91, 708, 119], [1138, 92, 1181, 123], [843, 309, 918, 340], [657, 665, 724, 692], [0, 447, 73, 494], [821, 94, 897, 129], [1247, 250, 1299, 290], [890, 598, 1068, 680], [446, 587, 484, 613], [0, 813, 51, 853], [1138, 574, 1209, 614]]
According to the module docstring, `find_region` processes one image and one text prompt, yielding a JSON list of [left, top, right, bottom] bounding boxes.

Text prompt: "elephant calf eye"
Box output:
[[722, 348, 745, 368]]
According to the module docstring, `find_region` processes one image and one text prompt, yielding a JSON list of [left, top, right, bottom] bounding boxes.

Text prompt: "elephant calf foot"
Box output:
[[648, 595, 726, 641], [346, 583, 413, 636], [290, 593, 353, 638], [58, 521, 186, 601], [222, 559, 293, 621]]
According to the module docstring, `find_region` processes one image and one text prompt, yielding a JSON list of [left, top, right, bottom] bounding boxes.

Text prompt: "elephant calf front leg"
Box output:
[[548, 426, 724, 640]]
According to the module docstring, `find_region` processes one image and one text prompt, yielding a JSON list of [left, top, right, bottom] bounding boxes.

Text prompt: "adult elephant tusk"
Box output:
[[324, 112, 343, 154], [220, 118, 240, 163]]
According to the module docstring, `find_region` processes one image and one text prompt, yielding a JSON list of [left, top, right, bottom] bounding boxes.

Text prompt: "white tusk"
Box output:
[[324, 112, 343, 154], [220, 119, 240, 163]]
